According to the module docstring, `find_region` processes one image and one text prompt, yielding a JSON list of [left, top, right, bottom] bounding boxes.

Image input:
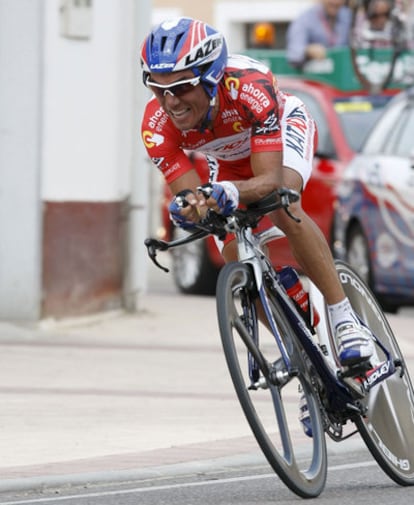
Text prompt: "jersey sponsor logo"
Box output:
[[224, 77, 240, 99], [184, 37, 223, 66], [285, 106, 308, 158], [233, 121, 244, 133], [148, 107, 169, 132], [143, 131, 165, 148], [221, 107, 241, 123], [150, 157, 165, 169], [240, 82, 270, 113], [253, 137, 280, 147], [196, 131, 251, 161], [255, 112, 279, 135], [182, 138, 207, 150], [164, 162, 181, 179]]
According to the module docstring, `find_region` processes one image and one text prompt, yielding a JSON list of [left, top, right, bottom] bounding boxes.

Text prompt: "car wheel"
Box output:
[[170, 227, 220, 295], [346, 223, 398, 314]]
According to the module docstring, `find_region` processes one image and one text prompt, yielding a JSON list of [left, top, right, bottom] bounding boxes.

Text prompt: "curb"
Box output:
[[0, 438, 368, 494]]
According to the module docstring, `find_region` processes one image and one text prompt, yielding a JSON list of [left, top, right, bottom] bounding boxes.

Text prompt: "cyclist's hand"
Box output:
[[197, 182, 239, 216], [169, 190, 202, 230]]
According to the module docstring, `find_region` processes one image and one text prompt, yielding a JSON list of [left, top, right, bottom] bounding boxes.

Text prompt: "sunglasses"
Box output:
[[369, 11, 390, 19], [145, 75, 201, 98]]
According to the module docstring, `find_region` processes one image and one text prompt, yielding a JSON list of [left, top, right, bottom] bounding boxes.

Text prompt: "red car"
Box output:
[[160, 78, 396, 295]]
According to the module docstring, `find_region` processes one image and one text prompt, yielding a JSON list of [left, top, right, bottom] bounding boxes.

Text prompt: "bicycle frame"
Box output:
[[145, 192, 414, 493], [145, 203, 403, 437], [220, 215, 402, 433]]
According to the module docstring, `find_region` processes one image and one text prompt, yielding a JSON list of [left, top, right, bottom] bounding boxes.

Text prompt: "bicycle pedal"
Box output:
[[339, 360, 372, 379]]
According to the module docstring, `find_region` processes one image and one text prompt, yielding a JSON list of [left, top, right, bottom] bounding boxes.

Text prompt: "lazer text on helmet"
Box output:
[[185, 38, 222, 66]]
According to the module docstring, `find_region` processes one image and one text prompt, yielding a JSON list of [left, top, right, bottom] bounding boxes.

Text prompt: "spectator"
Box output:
[[286, 0, 352, 69], [354, 0, 393, 48], [367, 0, 392, 31]]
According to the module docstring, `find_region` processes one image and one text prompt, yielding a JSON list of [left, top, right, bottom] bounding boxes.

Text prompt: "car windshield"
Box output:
[[333, 95, 392, 152]]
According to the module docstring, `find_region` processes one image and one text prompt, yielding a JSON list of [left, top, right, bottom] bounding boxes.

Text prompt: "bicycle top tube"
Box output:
[[255, 226, 285, 249]]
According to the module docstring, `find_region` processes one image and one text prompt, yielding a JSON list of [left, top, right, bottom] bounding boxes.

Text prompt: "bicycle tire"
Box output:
[[336, 260, 414, 485], [349, 0, 401, 91], [216, 262, 327, 498]]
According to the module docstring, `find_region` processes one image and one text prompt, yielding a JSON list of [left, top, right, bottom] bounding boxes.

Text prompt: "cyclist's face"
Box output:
[[147, 70, 210, 131]]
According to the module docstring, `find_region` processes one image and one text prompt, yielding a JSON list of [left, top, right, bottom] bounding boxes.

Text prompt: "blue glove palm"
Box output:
[[168, 190, 197, 230]]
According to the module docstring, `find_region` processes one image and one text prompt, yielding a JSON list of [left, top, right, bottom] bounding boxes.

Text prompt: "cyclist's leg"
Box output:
[[271, 98, 373, 367]]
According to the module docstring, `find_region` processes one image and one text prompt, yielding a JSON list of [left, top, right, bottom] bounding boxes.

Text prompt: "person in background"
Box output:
[[286, 0, 352, 69], [367, 0, 392, 30], [351, 0, 393, 47]]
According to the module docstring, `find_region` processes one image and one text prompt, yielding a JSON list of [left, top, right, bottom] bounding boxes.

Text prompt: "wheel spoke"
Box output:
[[217, 262, 327, 498]]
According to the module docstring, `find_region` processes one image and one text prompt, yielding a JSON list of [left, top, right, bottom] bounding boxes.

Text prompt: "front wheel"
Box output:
[[336, 260, 414, 486], [216, 262, 327, 498]]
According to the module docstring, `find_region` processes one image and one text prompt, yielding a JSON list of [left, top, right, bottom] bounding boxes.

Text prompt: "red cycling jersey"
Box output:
[[141, 54, 289, 186], [141, 54, 317, 247]]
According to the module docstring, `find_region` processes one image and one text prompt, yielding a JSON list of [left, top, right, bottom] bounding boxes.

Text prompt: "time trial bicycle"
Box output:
[[145, 188, 414, 498]]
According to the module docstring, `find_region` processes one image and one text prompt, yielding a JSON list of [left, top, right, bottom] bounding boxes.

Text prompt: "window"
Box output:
[[392, 106, 414, 158], [363, 97, 406, 155]]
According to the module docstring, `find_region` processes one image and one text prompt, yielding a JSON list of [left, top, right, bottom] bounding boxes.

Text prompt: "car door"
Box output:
[[358, 95, 414, 294]]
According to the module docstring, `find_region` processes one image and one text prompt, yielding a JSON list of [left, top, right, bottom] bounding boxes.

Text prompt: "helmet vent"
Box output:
[[173, 33, 184, 51]]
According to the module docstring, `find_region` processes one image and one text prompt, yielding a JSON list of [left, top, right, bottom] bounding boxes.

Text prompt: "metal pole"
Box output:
[[123, 0, 152, 311]]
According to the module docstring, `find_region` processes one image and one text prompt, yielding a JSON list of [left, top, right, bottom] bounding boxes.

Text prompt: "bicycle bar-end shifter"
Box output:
[[144, 238, 170, 272]]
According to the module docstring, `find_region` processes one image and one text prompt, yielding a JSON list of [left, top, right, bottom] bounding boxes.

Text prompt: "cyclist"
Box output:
[[140, 17, 373, 389]]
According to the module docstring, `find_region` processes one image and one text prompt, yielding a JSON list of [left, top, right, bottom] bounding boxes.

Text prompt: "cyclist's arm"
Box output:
[[232, 151, 283, 204]]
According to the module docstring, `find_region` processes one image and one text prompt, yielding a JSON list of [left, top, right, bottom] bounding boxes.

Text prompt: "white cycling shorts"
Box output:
[[280, 93, 317, 188]]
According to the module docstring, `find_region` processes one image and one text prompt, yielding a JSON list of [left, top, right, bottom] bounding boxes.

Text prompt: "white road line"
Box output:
[[0, 461, 377, 504]]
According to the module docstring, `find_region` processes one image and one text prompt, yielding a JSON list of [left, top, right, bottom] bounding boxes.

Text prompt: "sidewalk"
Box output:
[[0, 281, 413, 492], [0, 290, 270, 491]]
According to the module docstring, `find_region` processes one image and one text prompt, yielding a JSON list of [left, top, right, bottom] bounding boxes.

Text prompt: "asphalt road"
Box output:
[[0, 255, 413, 504], [0, 447, 413, 504]]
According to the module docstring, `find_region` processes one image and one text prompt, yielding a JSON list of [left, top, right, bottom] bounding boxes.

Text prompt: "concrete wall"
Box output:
[[40, 0, 133, 317], [0, 0, 151, 320], [0, 0, 43, 320]]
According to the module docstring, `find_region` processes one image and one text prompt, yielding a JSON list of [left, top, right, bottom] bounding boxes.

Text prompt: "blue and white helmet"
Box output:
[[140, 17, 228, 98]]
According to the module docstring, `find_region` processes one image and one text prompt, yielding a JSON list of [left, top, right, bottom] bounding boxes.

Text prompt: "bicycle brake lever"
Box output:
[[279, 188, 301, 223], [283, 206, 301, 223], [197, 183, 214, 199], [144, 238, 170, 273]]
